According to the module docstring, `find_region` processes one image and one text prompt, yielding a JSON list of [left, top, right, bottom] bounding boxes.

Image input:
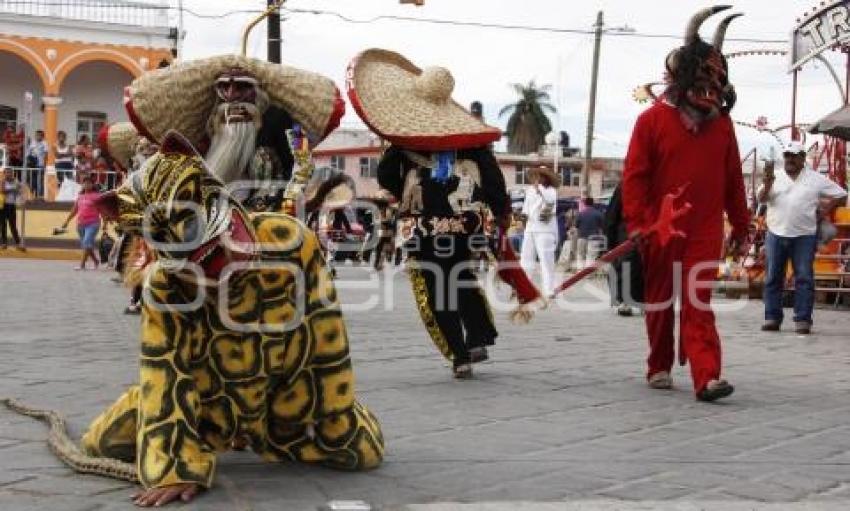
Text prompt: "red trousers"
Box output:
[[640, 237, 723, 394]]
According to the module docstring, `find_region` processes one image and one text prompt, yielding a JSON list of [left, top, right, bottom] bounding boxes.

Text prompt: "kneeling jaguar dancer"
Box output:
[[623, 6, 749, 401], [3, 58, 382, 508], [347, 49, 538, 379], [6, 134, 384, 507]]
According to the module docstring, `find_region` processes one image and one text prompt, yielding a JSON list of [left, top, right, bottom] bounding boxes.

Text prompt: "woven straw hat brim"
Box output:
[[305, 174, 356, 210], [320, 184, 355, 210], [528, 166, 562, 187], [125, 55, 344, 147], [347, 49, 501, 151], [98, 122, 139, 170]]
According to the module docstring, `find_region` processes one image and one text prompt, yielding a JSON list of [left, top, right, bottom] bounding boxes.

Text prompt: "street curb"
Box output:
[[392, 502, 850, 511], [0, 247, 80, 261]]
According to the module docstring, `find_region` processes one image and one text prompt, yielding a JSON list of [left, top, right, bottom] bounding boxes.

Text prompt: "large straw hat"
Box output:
[[346, 49, 501, 151], [373, 188, 396, 204], [305, 172, 356, 211], [124, 54, 344, 148], [528, 165, 562, 187], [97, 122, 140, 170]]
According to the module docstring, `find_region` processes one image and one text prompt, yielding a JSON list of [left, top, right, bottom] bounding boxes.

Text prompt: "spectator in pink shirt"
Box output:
[[60, 176, 103, 270]]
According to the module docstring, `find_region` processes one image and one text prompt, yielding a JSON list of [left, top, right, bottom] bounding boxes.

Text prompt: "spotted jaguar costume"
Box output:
[[81, 135, 383, 490]]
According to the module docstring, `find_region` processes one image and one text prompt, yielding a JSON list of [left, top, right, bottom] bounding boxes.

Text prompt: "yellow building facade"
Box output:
[[0, 0, 176, 198]]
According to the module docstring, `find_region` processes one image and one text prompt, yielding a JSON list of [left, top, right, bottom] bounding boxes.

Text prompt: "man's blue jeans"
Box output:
[[763, 231, 817, 324]]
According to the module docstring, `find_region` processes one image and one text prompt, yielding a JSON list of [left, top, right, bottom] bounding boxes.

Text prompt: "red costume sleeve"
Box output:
[[723, 118, 750, 241], [622, 111, 654, 235]]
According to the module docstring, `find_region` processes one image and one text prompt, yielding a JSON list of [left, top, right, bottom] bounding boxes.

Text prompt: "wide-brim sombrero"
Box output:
[[97, 122, 140, 171], [373, 188, 395, 203], [305, 173, 356, 211], [124, 54, 344, 148], [528, 165, 562, 187], [346, 49, 501, 151]]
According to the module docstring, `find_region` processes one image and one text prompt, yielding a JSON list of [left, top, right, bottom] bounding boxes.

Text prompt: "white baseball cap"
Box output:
[[783, 141, 806, 155]]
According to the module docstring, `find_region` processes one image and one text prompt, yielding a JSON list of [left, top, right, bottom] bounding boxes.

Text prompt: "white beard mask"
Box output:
[[205, 102, 261, 185]]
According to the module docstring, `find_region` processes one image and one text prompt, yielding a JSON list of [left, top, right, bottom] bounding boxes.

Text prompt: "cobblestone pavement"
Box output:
[[1, 259, 849, 510]]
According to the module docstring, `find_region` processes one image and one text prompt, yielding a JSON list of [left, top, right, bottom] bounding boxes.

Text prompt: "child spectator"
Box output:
[[59, 176, 103, 270]]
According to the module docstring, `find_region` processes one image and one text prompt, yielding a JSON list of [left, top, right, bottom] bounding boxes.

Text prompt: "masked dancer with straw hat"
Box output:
[[622, 6, 750, 402], [123, 53, 344, 212], [348, 49, 542, 379], [97, 122, 148, 312]]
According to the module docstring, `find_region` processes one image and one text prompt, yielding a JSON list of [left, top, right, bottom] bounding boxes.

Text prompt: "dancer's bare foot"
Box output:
[[131, 483, 200, 507]]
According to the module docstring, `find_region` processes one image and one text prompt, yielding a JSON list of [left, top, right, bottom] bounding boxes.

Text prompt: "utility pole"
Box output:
[[267, 0, 281, 63], [176, 0, 185, 61], [582, 10, 604, 198]]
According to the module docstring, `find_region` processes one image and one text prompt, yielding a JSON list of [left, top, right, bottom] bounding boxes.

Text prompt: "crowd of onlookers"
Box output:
[[1, 126, 126, 258], [2, 126, 123, 200]]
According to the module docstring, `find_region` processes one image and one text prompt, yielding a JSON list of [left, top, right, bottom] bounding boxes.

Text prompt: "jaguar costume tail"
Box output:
[[1, 398, 138, 482]]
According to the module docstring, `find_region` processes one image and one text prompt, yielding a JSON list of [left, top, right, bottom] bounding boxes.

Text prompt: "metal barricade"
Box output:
[[1, 167, 126, 201], [84, 170, 126, 191], [100, 171, 125, 191]]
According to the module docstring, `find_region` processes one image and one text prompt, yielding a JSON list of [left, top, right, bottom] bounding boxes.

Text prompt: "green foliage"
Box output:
[[499, 80, 556, 154]]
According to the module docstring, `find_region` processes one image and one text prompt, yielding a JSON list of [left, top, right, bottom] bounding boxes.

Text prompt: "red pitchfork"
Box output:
[[551, 184, 693, 297]]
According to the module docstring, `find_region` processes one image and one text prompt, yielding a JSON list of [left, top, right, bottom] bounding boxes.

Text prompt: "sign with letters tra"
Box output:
[[790, 0, 850, 71]]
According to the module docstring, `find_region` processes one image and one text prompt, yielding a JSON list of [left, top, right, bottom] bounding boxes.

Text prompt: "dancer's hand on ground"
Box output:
[[131, 483, 200, 507]]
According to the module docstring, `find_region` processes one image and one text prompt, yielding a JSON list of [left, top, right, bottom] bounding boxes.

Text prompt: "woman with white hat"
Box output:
[[347, 49, 513, 379], [520, 165, 560, 297]]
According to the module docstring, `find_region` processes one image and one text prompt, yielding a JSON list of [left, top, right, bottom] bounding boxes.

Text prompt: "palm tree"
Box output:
[[499, 81, 556, 154]]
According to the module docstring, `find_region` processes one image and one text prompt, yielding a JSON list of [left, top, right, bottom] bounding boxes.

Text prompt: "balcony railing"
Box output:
[[0, 0, 171, 28]]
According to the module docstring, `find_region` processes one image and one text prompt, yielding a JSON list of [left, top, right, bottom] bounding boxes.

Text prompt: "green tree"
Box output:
[[499, 80, 556, 154]]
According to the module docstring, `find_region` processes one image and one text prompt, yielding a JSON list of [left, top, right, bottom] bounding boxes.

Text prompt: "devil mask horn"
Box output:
[[712, 13, 743, 52], [685, 5, 732, 44]]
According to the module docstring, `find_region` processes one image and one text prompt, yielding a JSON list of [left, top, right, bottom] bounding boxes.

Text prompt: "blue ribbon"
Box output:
[[430, 151, 454, 184]]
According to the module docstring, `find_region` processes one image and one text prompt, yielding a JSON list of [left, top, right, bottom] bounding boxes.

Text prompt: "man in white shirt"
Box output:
[[25, 130, 48, 198], [758, 141, 847, 334], [520, 166, 560, 297]]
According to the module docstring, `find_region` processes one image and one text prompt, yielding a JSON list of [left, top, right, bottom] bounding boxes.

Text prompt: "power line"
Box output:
[[0, 0, 790, 44], [276, 7, 788, 44], [0, 0, 257, 19]]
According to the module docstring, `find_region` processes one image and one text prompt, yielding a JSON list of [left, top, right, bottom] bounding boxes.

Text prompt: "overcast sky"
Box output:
[[177, 1, 842, 157]]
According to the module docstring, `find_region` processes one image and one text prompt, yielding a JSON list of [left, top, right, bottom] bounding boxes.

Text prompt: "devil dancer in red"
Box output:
[[622, 6, 750, 401]]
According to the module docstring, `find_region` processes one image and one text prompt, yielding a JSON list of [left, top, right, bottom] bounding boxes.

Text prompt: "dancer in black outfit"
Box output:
[[605, 184, 644, 316]]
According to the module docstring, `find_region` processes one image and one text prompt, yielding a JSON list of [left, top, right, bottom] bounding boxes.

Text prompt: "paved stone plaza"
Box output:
[[1, 259, 849, 510]]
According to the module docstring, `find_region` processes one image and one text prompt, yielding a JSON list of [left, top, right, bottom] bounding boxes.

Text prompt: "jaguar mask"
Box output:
[[104, 132, 256, 280]]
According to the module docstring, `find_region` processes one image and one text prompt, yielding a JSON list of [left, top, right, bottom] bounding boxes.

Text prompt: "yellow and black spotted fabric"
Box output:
[[82, 151, 383, 489]]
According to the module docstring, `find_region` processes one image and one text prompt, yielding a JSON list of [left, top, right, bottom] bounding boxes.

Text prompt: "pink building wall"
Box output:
[[313, 130, 623, 199], [312, 146, 384, 199]]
